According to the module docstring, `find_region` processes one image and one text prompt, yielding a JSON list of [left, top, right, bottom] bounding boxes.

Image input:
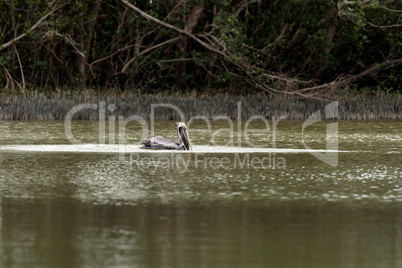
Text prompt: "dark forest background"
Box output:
[[0, 0, 401, 97]]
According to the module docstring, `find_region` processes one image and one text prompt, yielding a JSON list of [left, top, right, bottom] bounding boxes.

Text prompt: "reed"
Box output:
[[0, 92, 400, 120]]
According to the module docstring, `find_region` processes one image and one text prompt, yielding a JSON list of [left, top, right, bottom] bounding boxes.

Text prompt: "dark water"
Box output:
[[0, 120, 401, 267]]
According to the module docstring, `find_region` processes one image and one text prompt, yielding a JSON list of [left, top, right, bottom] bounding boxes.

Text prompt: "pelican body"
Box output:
[[141, 122, 193, 150]]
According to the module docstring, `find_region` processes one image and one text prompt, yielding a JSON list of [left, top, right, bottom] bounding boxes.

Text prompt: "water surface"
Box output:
[[0, 120, 401, 267]]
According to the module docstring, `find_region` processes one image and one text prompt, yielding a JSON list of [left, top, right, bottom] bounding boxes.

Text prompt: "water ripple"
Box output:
[[0, 144, 354, 154]]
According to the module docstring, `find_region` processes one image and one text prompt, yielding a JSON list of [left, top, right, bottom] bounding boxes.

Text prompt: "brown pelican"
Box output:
[[141, 122, 193, 150]]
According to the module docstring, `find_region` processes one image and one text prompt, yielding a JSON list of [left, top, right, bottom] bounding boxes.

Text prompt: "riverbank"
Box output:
[[0, 92, 400, 120]]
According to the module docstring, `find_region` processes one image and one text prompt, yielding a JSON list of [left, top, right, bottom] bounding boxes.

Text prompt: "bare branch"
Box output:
[[90, 44, 137, 67], [345, 58, 402, 82], [119, 0, 226, 58], [45, 31, 86, 58], [13, 44, 26, 92], [366, 22, 402, 29], [293, 58, 402, 94], [121, 37, 180, 72], [0, 2, 60, 50]]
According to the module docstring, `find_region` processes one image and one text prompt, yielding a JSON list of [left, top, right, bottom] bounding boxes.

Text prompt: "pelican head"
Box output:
[[176, 122, 193, 150]]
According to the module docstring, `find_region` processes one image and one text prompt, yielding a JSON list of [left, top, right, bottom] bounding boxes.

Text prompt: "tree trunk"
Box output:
[[73, 2, 86, 90], [7, 0, 16, 63], [175, 5, 204, 89], [73, 0, 101, 90], [85, 1, 101, 57]]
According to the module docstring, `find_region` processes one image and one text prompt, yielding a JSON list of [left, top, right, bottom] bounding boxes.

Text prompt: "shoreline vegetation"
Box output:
[[0, 91, 400, 121], [1, 1, 401, 103]]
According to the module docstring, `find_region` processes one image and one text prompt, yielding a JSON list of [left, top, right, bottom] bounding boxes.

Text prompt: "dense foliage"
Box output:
[[0, 0, 401, 95]]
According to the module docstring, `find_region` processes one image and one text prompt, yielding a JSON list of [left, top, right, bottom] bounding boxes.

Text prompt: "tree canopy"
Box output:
[[1, 0, 401, 97]]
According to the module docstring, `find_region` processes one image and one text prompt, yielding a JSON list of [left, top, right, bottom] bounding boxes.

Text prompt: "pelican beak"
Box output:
[[177, 123, 193, 151]]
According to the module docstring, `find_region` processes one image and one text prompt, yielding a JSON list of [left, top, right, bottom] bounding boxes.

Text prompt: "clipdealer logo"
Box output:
[[63, 101, 339, 168], [302, 102, 339, 167]]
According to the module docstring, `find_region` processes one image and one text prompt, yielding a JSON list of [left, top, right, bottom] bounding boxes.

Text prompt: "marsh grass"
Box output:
[[0, 91, 400, 120]]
